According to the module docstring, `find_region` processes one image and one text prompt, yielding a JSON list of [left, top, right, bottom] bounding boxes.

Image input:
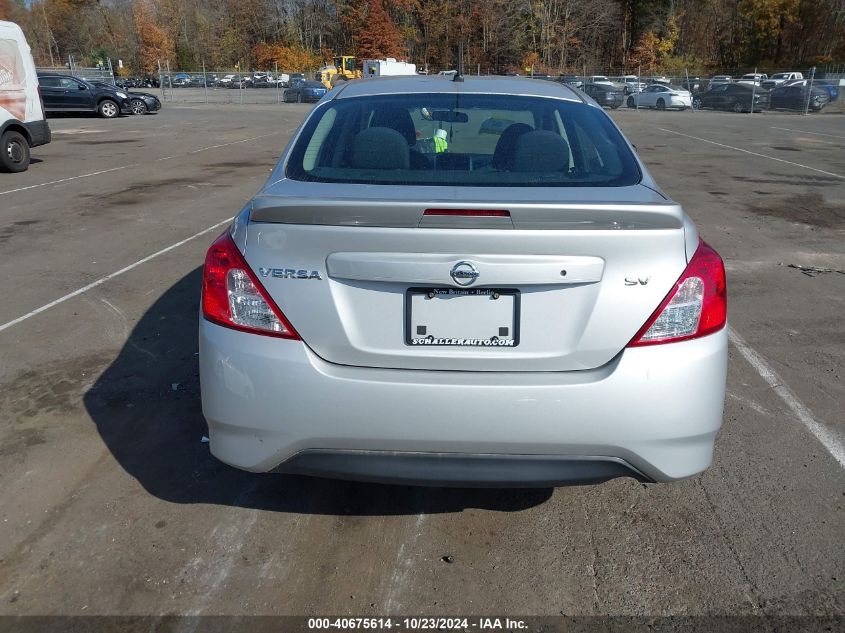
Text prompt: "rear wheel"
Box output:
[[130, 99, 147, 115], [99, 99, 119, 118], [656, 98, 665, 110], [732, 100, 744, 113], [693, 96, 702, 110], [0, 130, 30, 173], [610, 102, 621, 110], [627, 96, 635, 108]]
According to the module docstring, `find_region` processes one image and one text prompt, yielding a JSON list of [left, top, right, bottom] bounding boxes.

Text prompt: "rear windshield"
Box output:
[[285, 93, 641, 187]]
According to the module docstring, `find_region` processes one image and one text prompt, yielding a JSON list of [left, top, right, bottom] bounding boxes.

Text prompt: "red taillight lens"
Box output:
[[423, 209, 510, 217], [202, 231, 299, 339], [628, 240, 726, 347]]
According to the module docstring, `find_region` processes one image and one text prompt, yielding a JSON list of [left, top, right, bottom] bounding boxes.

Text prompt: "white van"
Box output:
[[0, 20, 50, 172]]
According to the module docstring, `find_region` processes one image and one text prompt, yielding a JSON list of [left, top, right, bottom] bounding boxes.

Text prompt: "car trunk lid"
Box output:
[[241, 185, 688, 372]]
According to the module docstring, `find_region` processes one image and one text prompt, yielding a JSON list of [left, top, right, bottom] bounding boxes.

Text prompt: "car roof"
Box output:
[[332, 75, 584, 102]]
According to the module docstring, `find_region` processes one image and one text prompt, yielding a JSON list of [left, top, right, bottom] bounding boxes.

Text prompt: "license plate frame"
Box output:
[[404, 287, 521, 347]]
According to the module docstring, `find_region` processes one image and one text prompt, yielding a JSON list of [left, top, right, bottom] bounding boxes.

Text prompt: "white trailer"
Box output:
[[363, 58, 417, 77]]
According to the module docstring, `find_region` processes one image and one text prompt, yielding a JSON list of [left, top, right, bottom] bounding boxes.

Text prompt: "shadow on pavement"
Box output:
[[83, 268, 552, 515]]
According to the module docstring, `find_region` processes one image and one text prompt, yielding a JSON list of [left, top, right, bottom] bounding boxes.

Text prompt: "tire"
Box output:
[[130, 99, 147, 115], [0, 130, 30, 173], [99, 99, 119, 118], [627, 96, 635, 108], [693, 97, 702, 110], [732, 101, 743, 113], [610, 102, 620, 109], [656, 98, 665, 110]]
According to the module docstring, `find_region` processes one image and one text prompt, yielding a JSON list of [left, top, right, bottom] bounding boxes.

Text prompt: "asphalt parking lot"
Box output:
[[0, 103, 843, 624]]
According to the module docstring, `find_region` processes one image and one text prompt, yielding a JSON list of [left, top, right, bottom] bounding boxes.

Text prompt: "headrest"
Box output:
[[350, 127, 410, 170]]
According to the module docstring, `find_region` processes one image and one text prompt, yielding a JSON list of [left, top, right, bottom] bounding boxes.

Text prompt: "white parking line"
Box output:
[[0, 132, 280, 197], [656, 128, 845, 179], [771, 126, 845, 141], [0, 165, 141, 196], [729, 327, 845, 470], [0, 218, 231, 334]]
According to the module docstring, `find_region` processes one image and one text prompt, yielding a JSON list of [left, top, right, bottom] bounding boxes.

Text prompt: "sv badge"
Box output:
[[624, 276, 651, 286]]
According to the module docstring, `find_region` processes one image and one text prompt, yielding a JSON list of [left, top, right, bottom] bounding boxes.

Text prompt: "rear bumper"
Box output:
[[274, 450, 649, 487], [24, 119, 51, 147], [668, 96, 692, 108], [200, 321, 728, 485], [598, 96, 624, 108]]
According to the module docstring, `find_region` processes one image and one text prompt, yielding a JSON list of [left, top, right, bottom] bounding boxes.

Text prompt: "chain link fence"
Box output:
[[36, 57, 116, 84], [541, 64, 845, 115], [94, 59, 844, 114], [151, 68, 321, 105]]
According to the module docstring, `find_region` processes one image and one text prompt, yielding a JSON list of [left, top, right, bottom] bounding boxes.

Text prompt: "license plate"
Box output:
[[405, 288, 520, 347]]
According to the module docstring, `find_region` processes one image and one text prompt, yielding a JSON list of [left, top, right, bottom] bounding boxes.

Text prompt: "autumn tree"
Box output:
[[252, 43, 323, 72], [133, 0, 173, 73], [4, 0, 844, 75], [356, 0, 403, 60]]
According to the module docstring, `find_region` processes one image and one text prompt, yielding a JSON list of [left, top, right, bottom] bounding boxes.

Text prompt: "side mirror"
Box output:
[[79, 84, 87, 90]]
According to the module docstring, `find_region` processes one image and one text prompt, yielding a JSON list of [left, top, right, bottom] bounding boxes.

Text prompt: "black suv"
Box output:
[[37, 73, 133, 118]]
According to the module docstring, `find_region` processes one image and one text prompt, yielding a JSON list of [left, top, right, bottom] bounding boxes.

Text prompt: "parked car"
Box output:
[[0, 19, 51, 172], [708, 75, 733, 87], [89, 81, 161, 114], [675, 76, 702, 92], [199, 76, 728, 487], [283, 79, 327, 103], [615, 76, 646, 94], [115, 77, 139, 89], [737, 73, 767, 86], [251, 73, 277, 88], [581, 82, 624, 108], [170, 73, 191, 87], [788, 78, 840, 102], [558, 75, 583, 89], [769, 84, 831, 111], [648, 75, 671, 85], [37, 73, 133, 118], [761, 72, 803, 90], [227, 77, 252, 89], [627, 84, 692, 110], [586, 75, 613, 85], [218, 74, 237, 86], [692, 83, 769, 112]]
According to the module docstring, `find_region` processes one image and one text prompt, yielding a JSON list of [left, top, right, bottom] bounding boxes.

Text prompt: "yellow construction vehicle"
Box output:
[[316, 55, 362, 89]]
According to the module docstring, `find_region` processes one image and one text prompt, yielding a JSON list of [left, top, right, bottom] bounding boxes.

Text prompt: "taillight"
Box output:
[[628, 240, 726, 347], [424, 209, 510, 217], [202, 231, 299, 339]]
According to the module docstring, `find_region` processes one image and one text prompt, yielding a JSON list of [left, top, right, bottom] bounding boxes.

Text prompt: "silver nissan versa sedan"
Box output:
[[199, 75, 727, 487]]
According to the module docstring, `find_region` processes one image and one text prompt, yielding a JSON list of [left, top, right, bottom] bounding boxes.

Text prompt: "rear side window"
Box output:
[[286, 93, 640, 187]]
